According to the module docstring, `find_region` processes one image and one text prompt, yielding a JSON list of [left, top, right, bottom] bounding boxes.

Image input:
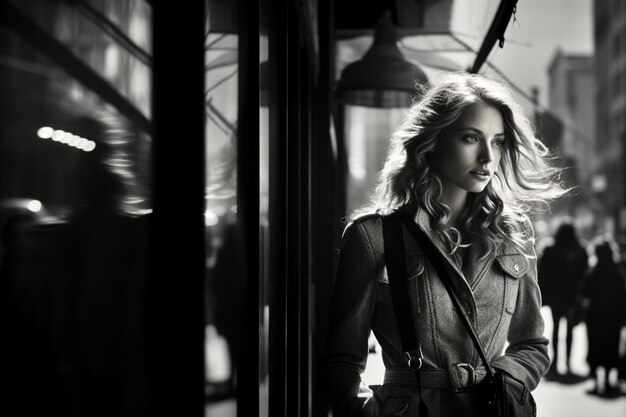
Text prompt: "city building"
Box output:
[[594, 0, 626, 237], [547, 49, 595, 187], [535, 50, 596, 239]]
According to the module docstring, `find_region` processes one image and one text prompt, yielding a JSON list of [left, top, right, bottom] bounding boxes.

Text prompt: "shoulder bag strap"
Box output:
[[382, 212, 429, 416], [382, 212, 420, 358], [396, 209, 496, 379]]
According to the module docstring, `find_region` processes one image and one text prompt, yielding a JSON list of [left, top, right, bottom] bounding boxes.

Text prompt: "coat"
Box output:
[[320, 208, 550, 417], [537, 243, 588, 315], [581, 262, 626, 368]]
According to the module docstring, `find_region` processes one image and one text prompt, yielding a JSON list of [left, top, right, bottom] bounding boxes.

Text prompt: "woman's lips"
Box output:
[[470, 169, 491, 178]]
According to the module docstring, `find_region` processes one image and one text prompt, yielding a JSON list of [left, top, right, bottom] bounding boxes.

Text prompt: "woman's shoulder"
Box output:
[[341, 212, 384, 264], [498, 215, 535, 256], [341, 209, 392, 260], [344, 206, 394, 230], [343, 210, 383, 237], [517, 215, 535, 239]]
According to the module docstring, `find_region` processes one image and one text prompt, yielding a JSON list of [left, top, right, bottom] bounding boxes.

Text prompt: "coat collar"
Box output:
[[407, 206, 497, 289]]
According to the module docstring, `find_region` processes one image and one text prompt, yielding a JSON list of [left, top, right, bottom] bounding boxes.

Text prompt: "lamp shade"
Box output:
[[336, 11, 428, 108]]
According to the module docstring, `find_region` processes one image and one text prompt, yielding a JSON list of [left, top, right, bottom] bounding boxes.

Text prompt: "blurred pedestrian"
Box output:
[[60, 132, 149, 417], [538, 222, 588, 375], [320, 71, 566, 416], [581, 238, 626, 397]]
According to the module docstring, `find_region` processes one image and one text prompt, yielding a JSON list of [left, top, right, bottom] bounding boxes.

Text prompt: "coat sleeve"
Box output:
[[319, 221, 381, 417], [491, 218, 551, 390]]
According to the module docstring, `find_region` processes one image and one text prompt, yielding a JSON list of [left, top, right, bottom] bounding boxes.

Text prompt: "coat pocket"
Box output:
[[374, 385, 414, 417], [381, 397, 409, 416], [495, 253, 528, 279], [494, 254, 524, 320]]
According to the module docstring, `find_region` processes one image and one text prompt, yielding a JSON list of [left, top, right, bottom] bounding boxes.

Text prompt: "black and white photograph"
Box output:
[[0, 1, 625, 416]]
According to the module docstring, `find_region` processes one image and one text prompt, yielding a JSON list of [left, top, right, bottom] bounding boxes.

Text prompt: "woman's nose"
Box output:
[[478, 142, 494, 163]]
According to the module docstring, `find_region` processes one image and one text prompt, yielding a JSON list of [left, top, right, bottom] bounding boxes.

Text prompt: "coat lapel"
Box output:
[[411, 208, 471, 288], [410, 207, 497, 290], [463, 241, 496, 289]]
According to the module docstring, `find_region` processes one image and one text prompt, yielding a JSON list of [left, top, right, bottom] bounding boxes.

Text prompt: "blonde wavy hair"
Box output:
[[350, 71, 567, 256]]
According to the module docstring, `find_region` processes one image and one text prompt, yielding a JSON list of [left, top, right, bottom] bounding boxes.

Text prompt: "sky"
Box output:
[[483, 0, 594, 107]]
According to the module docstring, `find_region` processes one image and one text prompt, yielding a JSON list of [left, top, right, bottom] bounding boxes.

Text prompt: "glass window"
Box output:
[[203, 2, 238, 415], [344, 106, 407, 214], [0, 1, 151, 414]]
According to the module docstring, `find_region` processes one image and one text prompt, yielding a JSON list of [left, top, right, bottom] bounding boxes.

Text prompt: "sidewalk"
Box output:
[[534, 376, 626, 417], [532, 312, 626, 417]]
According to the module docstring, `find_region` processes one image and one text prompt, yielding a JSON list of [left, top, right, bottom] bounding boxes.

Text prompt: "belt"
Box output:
[[383, 364, 487, 392]]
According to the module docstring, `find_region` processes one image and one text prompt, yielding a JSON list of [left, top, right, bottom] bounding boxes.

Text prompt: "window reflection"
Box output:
[[259, 30, 270, 417], [0, 1, 151, 415], [11, 0, 152, 120], [203, 3, 239, 414], [344, 105, 407, 214]]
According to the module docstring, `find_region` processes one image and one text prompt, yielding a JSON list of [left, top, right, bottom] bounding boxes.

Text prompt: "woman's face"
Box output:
[[430, 101, 505, 195]]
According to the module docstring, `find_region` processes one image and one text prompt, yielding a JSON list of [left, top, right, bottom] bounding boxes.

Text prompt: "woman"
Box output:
[[320, 72, 565, 416], [581, 238, 626, 397]]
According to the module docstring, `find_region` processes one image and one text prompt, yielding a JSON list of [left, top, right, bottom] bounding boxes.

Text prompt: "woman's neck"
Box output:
[[440, 187, 468, 229]]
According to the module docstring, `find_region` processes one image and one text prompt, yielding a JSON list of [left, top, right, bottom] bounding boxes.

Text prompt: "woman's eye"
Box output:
[[463, 135, 479, 143], [493, 139, 505, 148]]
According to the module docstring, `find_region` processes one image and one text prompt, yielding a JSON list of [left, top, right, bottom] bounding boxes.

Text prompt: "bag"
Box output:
[[387, 209, 537, 417], [476, 370, 537, 417]]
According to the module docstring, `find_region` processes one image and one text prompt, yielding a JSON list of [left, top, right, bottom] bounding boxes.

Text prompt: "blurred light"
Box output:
[[52, 129, 66, 142], [37, 126, 96, 152], [59, 133, 71, 144], [67, 135, 80, 147], [109, 158, 133, 168], [26, 199, 42, 213], [260, 60, 268, 107], [83, 141, 97, 152], [37, 126, 54, 139], [591, 174, 607, 193], [75, 138, 88, 149], [205, 209, 219, 227], [130, 63, 151, 119], [129, 14, 150, 48], [347, 113, 367, 180], [69, 84, 85, 102], [104, 44, 120, 79]]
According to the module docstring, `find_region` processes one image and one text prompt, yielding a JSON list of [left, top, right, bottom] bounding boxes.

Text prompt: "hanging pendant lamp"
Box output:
[[336, 11, 428, 108]]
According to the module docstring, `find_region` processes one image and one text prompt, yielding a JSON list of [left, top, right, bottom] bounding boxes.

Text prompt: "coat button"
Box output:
[[514, 264, 520, 272]]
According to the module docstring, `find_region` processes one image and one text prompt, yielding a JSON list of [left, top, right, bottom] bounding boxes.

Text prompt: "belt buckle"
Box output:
[[404, 344, 424, 370], [454, 363, 476, 392]]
